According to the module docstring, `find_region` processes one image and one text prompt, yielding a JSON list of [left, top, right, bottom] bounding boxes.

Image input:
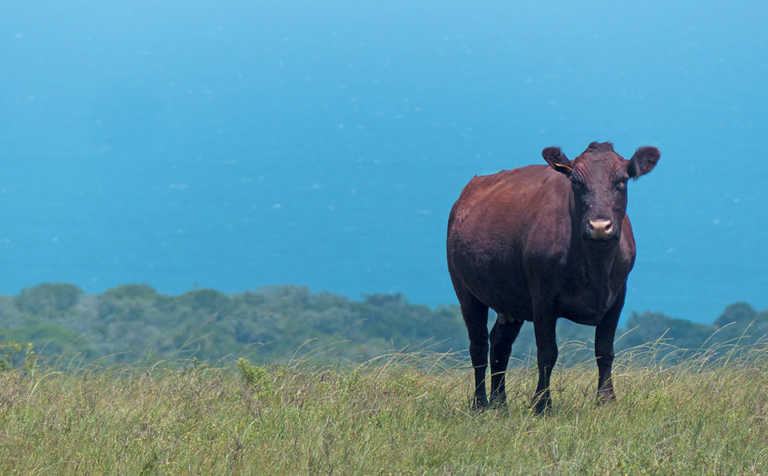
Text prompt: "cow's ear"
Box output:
[[628, 146, 660, 178], [542, 147, 572, 176]]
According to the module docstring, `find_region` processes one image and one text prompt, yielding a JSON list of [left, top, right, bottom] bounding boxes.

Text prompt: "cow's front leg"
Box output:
[[595, 286, 625, 403], [532, 317, 558, 414]]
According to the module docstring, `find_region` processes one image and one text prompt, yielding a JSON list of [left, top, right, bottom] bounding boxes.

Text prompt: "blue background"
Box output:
[[1, 1, 766, 323]]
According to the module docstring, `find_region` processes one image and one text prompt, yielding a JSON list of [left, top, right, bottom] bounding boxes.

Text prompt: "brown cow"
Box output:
[[446, 141, 660, 413]]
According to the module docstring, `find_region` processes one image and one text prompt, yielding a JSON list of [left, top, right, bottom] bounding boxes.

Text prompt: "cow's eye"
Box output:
[[616, 180, 627, 191]]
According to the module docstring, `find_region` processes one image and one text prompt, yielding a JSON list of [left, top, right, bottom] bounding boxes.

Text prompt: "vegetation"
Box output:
[[0, 283, 767, 368], [0, 282, 767, 368], [2, 283, 767, 472], [0, 350, 766, 473]]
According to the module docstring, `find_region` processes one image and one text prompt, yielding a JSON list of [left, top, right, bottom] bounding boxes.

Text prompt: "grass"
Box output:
[[1, 349, 767, 474]]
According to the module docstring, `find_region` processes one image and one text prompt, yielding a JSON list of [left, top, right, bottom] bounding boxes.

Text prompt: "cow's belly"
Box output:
[[459, 268, 534, 320], [477, 282, 534, 320], [555, 286, 621, 326]]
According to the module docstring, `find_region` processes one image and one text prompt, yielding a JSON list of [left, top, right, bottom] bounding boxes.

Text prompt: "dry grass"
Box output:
[[0, 349, 767, 474]]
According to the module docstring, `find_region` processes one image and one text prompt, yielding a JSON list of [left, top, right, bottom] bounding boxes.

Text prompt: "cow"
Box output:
[[446, 141, 660, 413]]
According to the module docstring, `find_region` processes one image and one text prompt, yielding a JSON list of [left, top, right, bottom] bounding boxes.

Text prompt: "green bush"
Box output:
[[177, 289, 231, 313], [15, 282, 83, 316], [103, 284, 159, 300]]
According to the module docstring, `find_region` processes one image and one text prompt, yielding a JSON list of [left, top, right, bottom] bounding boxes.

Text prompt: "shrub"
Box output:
[[15, 283, 83, 316]]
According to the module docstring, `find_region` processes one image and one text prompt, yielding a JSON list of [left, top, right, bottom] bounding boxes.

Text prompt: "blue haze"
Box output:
[[1, 1, 766, 323]]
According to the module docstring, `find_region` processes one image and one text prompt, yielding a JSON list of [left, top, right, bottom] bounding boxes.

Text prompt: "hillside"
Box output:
[[1, 282, 767, 367]]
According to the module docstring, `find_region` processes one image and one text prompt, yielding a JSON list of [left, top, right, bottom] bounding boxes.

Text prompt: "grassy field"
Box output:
[[1, 349, 767, 474]]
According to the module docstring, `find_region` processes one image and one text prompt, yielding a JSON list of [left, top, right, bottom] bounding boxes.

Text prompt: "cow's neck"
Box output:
[[569, 232, 621, 312], [565, 197, 621, 311], [579, 240, 618, 280]]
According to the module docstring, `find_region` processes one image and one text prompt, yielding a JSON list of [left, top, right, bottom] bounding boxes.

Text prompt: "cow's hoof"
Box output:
[[531, 396, 552, 415], [489, 398, 508, 410], [471, 396, 489, 411], [597, 390, 617, 405]]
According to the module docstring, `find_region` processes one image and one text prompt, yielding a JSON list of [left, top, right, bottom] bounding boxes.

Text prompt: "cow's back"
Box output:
[[447, 165, 571, 316]]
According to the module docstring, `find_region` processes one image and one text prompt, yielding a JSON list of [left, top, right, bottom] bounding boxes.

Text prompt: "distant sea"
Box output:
[[1, 1, 766, 323]]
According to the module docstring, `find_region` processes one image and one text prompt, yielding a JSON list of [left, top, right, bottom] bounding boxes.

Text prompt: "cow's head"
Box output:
[[542, 141, 660, 242]]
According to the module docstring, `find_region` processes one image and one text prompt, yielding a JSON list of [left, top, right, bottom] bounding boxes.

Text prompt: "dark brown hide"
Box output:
[[446, 141, 660, 412]]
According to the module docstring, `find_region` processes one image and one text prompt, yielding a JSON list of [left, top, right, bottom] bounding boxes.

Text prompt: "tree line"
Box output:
[[0, 282, 766, 367]]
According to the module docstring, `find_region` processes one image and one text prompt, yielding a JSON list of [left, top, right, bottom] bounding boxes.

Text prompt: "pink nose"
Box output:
[[588, 219, 614, 239]]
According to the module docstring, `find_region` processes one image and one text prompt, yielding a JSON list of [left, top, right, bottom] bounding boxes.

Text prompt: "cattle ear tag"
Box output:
[[552, 162, 573, 174]]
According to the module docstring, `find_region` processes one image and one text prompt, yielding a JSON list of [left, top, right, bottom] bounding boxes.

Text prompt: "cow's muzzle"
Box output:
[[587, 219, 615, 240]]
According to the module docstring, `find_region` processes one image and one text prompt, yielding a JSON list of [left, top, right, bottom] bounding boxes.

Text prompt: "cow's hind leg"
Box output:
[[489, 315, 523, 407], [457, 291, 490, 409]]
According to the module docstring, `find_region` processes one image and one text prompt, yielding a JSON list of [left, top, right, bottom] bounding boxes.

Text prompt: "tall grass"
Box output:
[[0, 344, 767, 474]]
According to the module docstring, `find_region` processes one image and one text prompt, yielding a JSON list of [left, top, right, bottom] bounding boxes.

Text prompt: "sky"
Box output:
[[1, 0, 766, 323]]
